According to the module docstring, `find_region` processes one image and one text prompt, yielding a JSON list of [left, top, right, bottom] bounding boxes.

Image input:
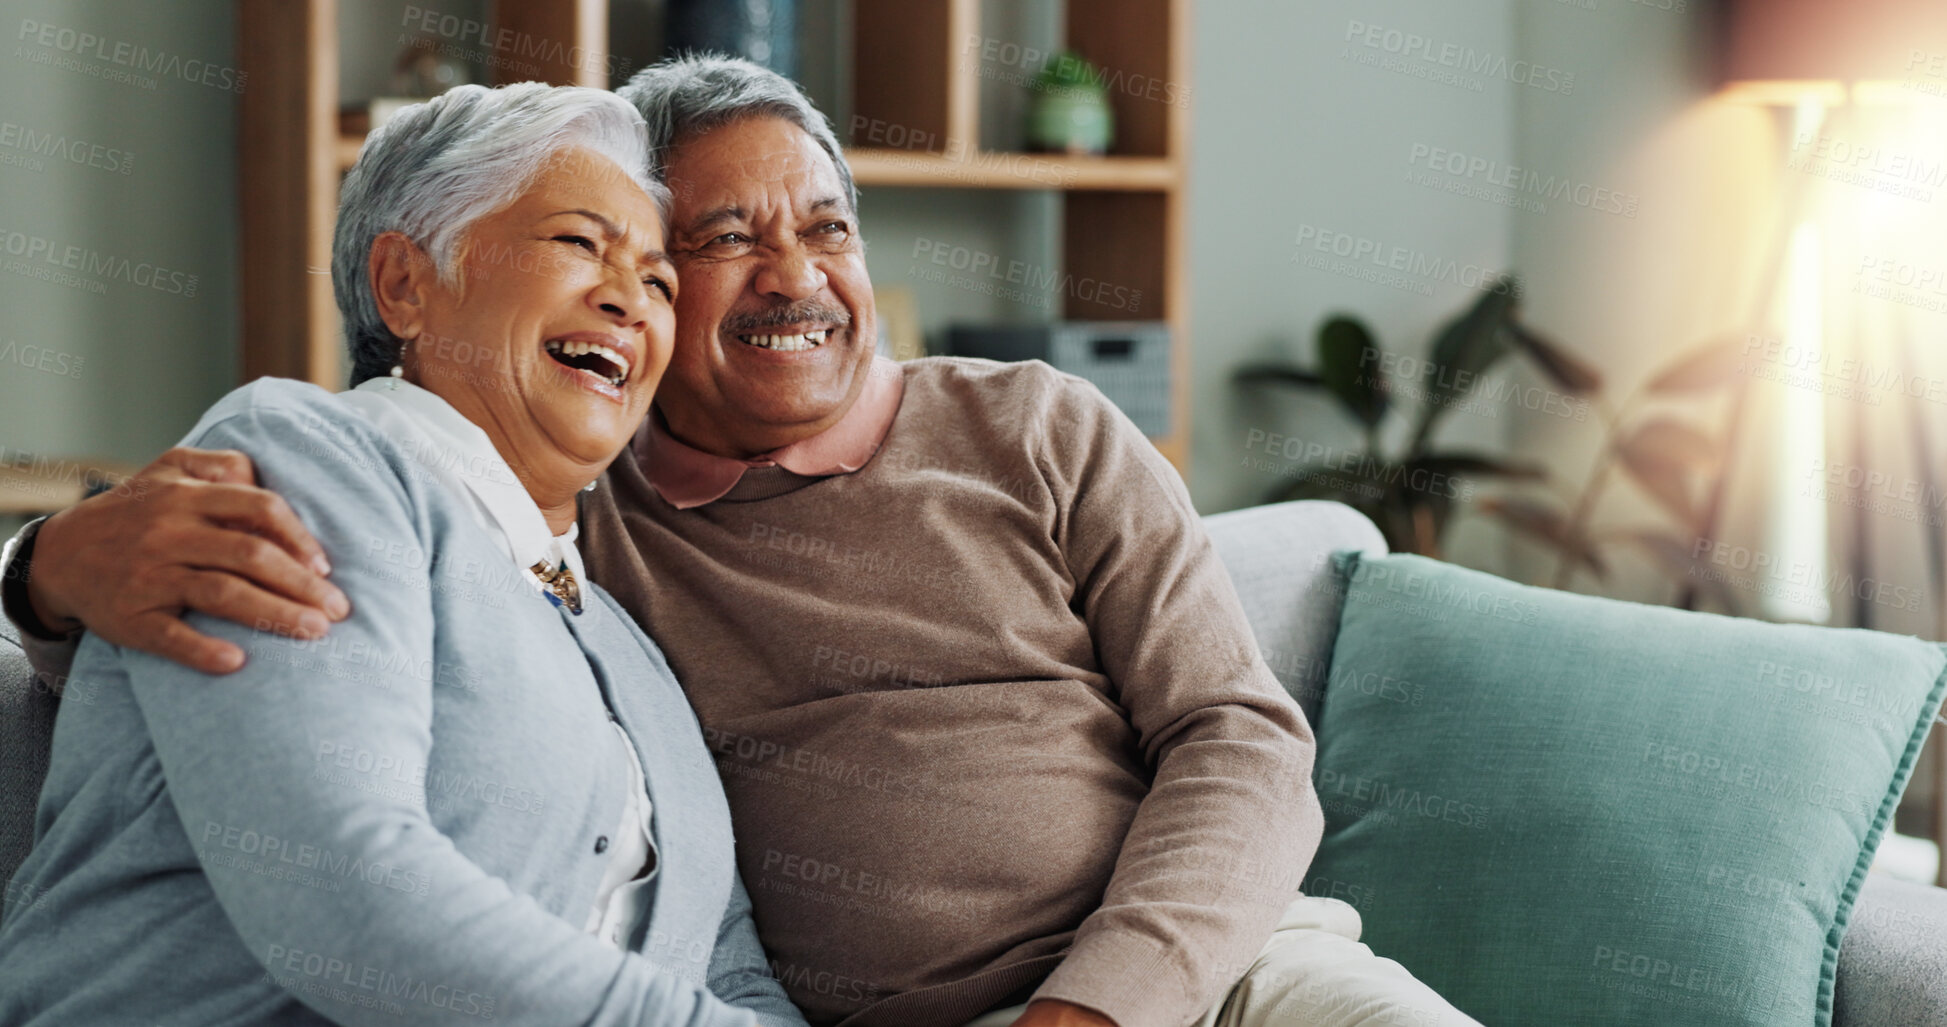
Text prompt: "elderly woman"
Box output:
[[0, 83, 803, 1027]]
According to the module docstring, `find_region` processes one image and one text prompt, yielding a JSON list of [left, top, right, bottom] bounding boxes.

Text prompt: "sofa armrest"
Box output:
[[0, 613, 59, 891], [1835, 871, 1947, 1025], [1202, 500, 1387, 725]]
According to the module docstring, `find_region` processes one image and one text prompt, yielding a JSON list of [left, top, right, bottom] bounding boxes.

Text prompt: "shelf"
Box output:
[[845, 148, 1178, 191], [338, 135, 1178, 191], [248, 0, 1188, 472]]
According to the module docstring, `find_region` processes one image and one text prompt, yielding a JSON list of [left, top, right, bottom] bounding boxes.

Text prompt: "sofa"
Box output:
[[3, 499, 1946, 1023]]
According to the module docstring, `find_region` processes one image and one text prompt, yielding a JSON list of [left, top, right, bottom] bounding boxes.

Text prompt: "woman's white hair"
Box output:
[[334, 82, 666, 385]]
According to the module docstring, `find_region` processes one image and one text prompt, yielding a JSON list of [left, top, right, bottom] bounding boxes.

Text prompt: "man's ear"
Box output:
[[369, 231, 436, 341]]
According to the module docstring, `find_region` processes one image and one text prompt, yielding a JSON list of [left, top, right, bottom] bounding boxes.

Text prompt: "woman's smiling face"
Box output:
[[373, 146, 676, 506]]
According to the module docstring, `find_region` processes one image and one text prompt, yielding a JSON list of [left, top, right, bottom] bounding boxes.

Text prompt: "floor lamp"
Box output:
[[1720, 0, 1947, 886]]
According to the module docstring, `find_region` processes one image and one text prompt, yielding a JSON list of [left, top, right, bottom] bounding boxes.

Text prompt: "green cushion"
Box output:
[[1310, 552, 1947, 1026]]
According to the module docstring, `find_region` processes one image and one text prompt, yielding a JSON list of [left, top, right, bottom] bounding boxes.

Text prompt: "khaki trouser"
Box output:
[[962, 896, 1482, 1027]]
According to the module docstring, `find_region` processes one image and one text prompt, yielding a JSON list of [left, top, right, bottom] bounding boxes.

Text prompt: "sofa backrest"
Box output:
[[1201, 500, 1387, 725], [0, 612, 58, 893]]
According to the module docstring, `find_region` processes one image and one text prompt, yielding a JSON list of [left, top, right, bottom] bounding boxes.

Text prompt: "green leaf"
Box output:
[[1413, 279, 1522, 448], [1235, 364, 1326, 390], [1645, 334, 1750, 393], [1616, 418, 1717, 526], [1316, 316, 1388, 428], [1509, 323, 1601, 393], [1427, 279, 1521, 395], [1477, 496, 1607, 580]]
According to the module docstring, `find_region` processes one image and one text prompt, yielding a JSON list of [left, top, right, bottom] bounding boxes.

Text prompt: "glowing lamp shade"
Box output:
[[1723, 0, 1947, 104]]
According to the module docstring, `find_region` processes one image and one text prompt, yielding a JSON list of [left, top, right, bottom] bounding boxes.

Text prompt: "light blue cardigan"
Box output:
[[0, 379, 805, 1027]]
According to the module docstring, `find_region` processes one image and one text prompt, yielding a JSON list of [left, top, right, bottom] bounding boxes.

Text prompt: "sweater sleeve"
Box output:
[[705, 871, 810, 1026], [1025, 371, 1325, 1027], [123, 400, 756, 1027]]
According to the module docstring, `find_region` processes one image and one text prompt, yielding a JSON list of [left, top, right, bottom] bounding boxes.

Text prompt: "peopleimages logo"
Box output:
[[1315, 769, 1493, 829], [960, 34, 1191, 109], [1407, 144, 1639, 218], [0, 228, 198, 296], [199, 820, 431, 896], [262, 945, 496, 1020], [1789, 132, 1947, 202], [0, 121, 134, 175], [15, 19, 246, 93], [1690, 537, 1925, 612], [1343, 19, 1574, 94], [398, 5, 630, 79], [1292, 223, 1515, 297], [1360, 347, 1591, 422], [1340, 555, 1542, 626], [1241, 429, 1476, 501], [0, 340, 85, 379], [910, 237, 1141, 313]]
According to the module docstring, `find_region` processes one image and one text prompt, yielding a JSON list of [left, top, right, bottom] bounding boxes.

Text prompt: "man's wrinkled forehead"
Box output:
[[664, 120, 852, 220], [704, 142, 823, 179]]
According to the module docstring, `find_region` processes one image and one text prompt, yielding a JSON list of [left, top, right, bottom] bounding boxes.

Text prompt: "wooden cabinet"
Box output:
[[236, 0, 1190, 466]]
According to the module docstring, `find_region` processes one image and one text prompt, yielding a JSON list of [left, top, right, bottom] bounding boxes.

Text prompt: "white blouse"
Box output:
[[342, 378, 658, 949]]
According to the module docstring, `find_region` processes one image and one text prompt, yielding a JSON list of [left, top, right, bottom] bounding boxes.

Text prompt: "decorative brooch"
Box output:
[[530, 559, 583, 615]]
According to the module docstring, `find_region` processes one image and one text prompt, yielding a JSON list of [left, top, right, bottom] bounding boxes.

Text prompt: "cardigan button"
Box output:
[[594, 836, 609, 854]]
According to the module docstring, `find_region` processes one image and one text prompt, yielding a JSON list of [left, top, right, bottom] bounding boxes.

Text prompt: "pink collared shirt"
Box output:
[[635, 356, 907, 509]]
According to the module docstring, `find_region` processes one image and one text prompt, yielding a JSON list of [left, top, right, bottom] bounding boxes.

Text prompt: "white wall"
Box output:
[[0, 0, 238, 468], [1502, 0, 1751, 600], [1186, 0, 1517, 574]]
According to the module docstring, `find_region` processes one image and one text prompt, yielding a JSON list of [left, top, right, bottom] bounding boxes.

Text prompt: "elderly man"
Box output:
[[3, 56, 1474, 1027]]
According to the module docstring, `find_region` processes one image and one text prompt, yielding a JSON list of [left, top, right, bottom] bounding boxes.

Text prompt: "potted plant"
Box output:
[[1237, 280, 1579, 556], [1025, 50, 1114, 155], [1238, 278, 1752, 608]]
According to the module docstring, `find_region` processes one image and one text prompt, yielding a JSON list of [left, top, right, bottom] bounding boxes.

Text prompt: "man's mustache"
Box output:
[[721, 302, 853, 334]]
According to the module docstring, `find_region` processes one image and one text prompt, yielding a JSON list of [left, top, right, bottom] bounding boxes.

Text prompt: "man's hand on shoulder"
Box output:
[[1009, 1000, 1118, 1027], [27, 446, 348, 673]]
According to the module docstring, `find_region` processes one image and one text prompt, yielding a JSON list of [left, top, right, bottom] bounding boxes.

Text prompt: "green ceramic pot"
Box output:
[[1026, 52, 1115, 155], [1026, 86, 1114, 155]]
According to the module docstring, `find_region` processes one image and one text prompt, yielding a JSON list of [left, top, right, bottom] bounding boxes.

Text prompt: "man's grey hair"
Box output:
[[334, 82, 665, 385], [617, 53, 857, 215]]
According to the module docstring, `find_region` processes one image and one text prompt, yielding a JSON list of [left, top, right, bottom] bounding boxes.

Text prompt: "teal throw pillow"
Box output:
[[1308, 552, 1947, 1026]]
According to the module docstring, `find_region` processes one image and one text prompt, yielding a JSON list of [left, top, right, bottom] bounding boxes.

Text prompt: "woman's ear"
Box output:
[[369, 232, 435, 341]]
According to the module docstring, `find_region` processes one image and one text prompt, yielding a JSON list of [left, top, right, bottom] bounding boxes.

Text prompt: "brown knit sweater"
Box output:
[[579, 358, 1323, 1027]]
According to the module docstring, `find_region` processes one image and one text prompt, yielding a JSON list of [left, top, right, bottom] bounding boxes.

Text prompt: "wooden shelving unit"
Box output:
[[847, 0, 1191, 466], [238, 0, 606, 386], [843, 150, 1178, 191], [240, 0, 1191, 468]]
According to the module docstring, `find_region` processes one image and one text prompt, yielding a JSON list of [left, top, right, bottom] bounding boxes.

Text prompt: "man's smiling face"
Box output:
[[657, 114, 877, 459]]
